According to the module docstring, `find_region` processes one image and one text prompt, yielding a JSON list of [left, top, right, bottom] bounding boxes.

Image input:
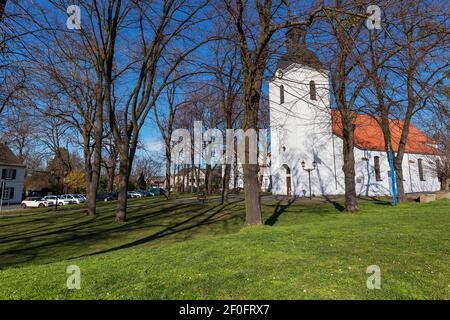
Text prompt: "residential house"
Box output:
[[0, 142, 26, 204]]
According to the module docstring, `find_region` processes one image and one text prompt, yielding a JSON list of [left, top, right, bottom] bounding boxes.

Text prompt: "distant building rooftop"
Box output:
[[0, 142, 25, 167]]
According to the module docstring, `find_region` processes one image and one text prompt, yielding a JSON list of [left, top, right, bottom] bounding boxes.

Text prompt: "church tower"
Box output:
[[269, 27, 339, 196]]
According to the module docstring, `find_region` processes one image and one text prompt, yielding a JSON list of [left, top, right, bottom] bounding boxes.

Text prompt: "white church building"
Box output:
[[269, 28, 440, 197]]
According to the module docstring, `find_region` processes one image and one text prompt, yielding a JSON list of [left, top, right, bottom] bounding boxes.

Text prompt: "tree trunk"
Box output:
[[205, 164, 212, 195], [342, 120, 359, 212], [221, 163, 231, 203], [86, 183, 97, 215], [242, 92, 263, 225], [165, 165, 171, 198], [442, 178, 449, 191], [85, 81, 103, 216], [83, 139, 95, 215], [115, 156, 129, 222], [107, 166, 115, 192], [243, 163, 262, 224], [164, 143, 171, 198], [393, 157, 406, 201]]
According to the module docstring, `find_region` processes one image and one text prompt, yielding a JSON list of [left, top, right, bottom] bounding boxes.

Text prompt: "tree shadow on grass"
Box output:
[[264, 198, 295, 226], [73, 199, 242, 259], [324, 195, 345, 212], [0, 198, 245, 268], [365, 196, 393, 206]]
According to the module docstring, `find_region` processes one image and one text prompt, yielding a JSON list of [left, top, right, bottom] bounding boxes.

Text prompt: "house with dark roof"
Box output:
[[0, 142, 26, 204], [268, 27, 440, 197]]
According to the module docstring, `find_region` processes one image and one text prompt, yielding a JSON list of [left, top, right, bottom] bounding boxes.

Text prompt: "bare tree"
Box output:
[[102, 133, 119, 193], [383, 2, 448, 200], [153, 81, 186, 199], [205, 41, 242, 203], [105, 1, 213, 221], [321, 0, 374, 212], [27, 0, 125, 215]]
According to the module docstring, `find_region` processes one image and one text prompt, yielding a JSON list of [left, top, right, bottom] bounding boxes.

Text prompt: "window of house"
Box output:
[[1, 187, 14, 200], [309, 80, 317, 100], [1, 169, 16, 180], [418, 158, 425, 181], [280, 85, 284, 104], [374, 156, 382, 181]]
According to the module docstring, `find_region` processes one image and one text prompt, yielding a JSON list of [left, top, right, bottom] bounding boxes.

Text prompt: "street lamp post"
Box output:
[[301, 160, 317, 200]]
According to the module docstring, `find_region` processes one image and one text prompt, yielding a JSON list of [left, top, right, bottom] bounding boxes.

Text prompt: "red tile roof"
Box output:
[[331, 110, 437, 155]]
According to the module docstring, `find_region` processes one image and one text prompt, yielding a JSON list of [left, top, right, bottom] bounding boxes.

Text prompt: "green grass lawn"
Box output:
[[0, 195, 449, 299]]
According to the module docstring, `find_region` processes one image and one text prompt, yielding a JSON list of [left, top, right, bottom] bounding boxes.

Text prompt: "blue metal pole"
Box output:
[[388, 143, 398, 206]]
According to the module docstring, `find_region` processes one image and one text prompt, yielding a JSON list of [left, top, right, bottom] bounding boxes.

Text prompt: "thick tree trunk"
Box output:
[[164, 144, 171, 198], [165, 166, 171, 198], [342, 120, 359, 212], [83, 141, 95, 215], [393, 117, 412, 202], [205, 164, 212, 195], [115, 157, 129, 222], [221, 163, 231, 203], [243, 163, 262, 224], [107, 166, 115, 192], [393, 157, 406, 201], [242, 92, 262, 225], [86, 184, 97, 215], [87, 145, 102, 215], [441, 178, 449, 191], [85, 80, 103, 216]]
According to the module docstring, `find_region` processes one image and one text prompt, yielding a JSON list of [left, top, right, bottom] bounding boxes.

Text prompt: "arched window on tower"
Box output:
[[280, 85, 284, 104], [309, 80, 317, 100]]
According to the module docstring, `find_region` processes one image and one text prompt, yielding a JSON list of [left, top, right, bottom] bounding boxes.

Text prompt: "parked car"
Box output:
[[127, 191, 143, 198], [72, 194, 86, 203], [21, 197, 49, 209], [46, 195, 74, 206], [148, 188, 165, 196], [42, 195, 57, 206], [75, 194, 87, 202], [96, 192, 118, 202], [60, 194, 83, 204], [107, 192, 118, 201], [137, 190, 153, 197], [42, 195, 76, 206]]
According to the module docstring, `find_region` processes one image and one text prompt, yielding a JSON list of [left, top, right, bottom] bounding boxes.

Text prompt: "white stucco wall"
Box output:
[[268, 64, 440, 197], [270, 64, 340, 197]]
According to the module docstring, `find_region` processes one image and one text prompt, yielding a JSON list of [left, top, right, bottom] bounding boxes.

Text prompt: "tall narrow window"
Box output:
[[374, 156, 382, 181], [309, 80, 317, 100], [418, 158, 425, 181], [280, 85, 284, 104]]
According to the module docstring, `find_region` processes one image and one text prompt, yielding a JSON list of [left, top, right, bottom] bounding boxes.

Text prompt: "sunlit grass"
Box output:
[[0, 195, 448, 299]]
